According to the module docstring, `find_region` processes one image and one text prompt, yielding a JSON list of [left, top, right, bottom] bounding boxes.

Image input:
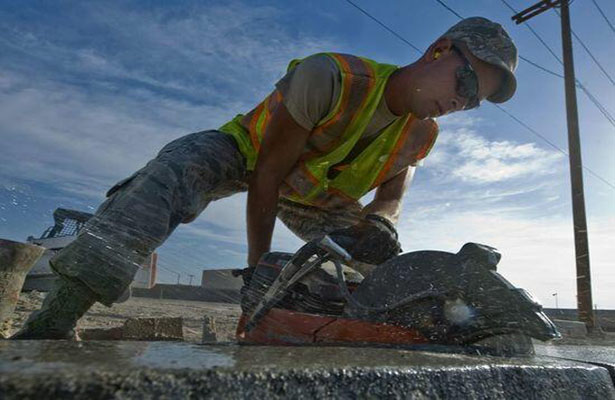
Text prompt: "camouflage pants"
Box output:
[[51, 130, 363, 306]]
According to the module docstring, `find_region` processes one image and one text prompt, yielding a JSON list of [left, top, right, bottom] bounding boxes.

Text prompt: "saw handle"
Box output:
[[242, 240, 324, 333]]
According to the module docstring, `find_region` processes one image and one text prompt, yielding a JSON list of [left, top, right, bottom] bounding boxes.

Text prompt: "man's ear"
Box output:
[[426, 37, 454, 62]]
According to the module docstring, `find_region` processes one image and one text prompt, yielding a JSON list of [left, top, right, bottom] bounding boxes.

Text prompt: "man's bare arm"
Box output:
[[247, 99, 311, 266], [361, 166, 415, 225], [361, 117, 436, 224]]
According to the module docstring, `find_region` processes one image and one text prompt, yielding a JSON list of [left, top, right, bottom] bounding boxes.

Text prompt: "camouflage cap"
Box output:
[[441, 16, 518, 103]]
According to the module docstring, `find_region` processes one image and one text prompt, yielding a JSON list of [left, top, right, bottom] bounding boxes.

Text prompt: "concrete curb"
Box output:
[[552, 319, 588, 338], [1, 341, 614, 399], [535, 343, 615, 389], [0, 240, 45, 337]]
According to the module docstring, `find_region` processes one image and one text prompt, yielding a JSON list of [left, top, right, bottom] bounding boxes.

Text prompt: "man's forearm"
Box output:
[[360, 199, 403, 225], [246, 179, 279, 266], [361, 167, 414, 225]]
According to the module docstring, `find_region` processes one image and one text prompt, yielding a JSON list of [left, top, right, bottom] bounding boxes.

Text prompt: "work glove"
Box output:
[[232, 266, 255, 287], [327, 214, 401, 265]]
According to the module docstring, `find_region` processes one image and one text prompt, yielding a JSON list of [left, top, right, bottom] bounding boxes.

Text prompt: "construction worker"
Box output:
[[13, 16, 518, 339]]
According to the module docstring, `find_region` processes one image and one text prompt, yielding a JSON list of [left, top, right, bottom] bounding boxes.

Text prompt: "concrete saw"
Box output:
[[236, 239, 561, 355]]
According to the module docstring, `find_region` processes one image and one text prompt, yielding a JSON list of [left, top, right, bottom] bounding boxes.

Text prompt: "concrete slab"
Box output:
[[535, 344, 615, 384], [77, 317, 184, 341], [1, 341, 614, 399], [122, 317, 184, 341], [552, 319, 588, 338]]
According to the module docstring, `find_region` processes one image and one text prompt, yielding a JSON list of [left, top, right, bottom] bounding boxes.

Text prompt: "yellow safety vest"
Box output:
[[219, 52, 438, 208]]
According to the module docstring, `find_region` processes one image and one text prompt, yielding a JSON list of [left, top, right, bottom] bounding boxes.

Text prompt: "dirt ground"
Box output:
[[9, 291, 615, 346], [9, 291, 242, 343]]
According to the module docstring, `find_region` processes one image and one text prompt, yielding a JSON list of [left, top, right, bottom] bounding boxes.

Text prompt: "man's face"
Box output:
[[409, 40, 505, 119]]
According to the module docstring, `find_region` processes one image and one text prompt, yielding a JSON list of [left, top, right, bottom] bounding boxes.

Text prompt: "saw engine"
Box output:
[[236, 240, 560, 354]]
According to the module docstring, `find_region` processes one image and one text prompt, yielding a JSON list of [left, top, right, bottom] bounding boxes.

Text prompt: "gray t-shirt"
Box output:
[[275, 53, 400, 140], [274, 54, 423, 170]]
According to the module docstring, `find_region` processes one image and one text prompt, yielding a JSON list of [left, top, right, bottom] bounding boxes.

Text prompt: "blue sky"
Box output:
[[1, 0, 613, 308]]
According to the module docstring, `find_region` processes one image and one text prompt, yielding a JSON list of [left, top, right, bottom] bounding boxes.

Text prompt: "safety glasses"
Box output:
[[451, 46, 480, 110]]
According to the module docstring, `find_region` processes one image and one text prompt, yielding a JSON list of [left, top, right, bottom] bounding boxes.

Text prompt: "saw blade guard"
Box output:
[[347, 242, 561, 343]]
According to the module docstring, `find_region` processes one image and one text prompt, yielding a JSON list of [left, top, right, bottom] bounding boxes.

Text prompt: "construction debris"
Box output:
[[0, 239, 45, 338], [553, 319, 588, 338], [201, 315, 218, 343], [78, 317, 184, 341], [123, 317, 184, 341]]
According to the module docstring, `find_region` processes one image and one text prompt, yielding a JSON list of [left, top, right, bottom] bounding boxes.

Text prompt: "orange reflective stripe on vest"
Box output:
[[305, 53, 376, 158]]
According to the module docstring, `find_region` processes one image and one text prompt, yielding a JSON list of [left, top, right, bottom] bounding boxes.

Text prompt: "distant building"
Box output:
[[201, 269, 243, 302], [201, 269, 243, 290], [132, 269, 243, 303]]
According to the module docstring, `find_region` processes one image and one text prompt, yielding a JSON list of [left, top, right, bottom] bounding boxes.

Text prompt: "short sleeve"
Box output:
[[275, 54, 341, 131]]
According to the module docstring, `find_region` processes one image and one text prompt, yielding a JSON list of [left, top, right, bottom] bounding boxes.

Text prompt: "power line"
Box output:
[[435, 0, 615, 181], [440, 0, 615, 130], [158, 263, 181, 283], [495, 104, 615, 190], [156, 246, 204, 276], [343, 0, 423, 53], [158, 257, 193, 276], [519, 54, 564, 78], [552, 7, 615, 85], [158, 264, 180, 275], [492, 104, 567, 157], [577, 83, 615, 126], [500, 0, 563, 62], [342, 0, 615, 190], [498, 0, 615, 129], [434, 0, 464, 19], [591, 0, 615, 37]]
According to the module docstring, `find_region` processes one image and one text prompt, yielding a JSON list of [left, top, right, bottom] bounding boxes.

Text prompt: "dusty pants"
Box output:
[[50, 130, 363, 306]]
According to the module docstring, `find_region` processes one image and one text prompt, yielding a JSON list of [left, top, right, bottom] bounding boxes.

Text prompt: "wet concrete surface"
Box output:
[[1, 341, 614, 399], [535, 343, 615, 383]]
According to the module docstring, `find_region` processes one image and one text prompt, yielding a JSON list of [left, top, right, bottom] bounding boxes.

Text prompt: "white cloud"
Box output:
[[2, 2, 335, 102], [428, 129, 564, 184], [0, 1, 338, 199], [178, 192, 304, 251], [396, 118, 611, 308], [397, 205, 615, 309], [436, 112, 484, 129], [3, 1, 613, 310], [0, 72, 206, 197]]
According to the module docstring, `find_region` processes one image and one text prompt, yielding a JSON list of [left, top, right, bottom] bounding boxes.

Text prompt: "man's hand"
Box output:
[[331, 166, 412, 265], [328, 214, 401, 265]]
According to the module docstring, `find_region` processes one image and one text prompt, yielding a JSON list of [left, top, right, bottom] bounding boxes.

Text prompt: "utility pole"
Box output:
[[188, 274, 194, 286], [512, 0, 594, 330]]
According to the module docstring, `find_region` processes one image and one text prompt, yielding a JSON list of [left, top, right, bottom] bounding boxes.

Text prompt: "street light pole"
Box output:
[[552, 292, 558, 309]]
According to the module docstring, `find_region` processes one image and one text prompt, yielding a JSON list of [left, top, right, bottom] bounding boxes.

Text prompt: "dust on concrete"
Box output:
[[9, 291, 242, 343], [2, 341, 614, 400]]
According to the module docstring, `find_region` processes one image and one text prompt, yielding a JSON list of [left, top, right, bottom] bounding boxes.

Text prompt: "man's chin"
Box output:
[[413, 109, 435, 120], [408, 102, 438, 119]]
